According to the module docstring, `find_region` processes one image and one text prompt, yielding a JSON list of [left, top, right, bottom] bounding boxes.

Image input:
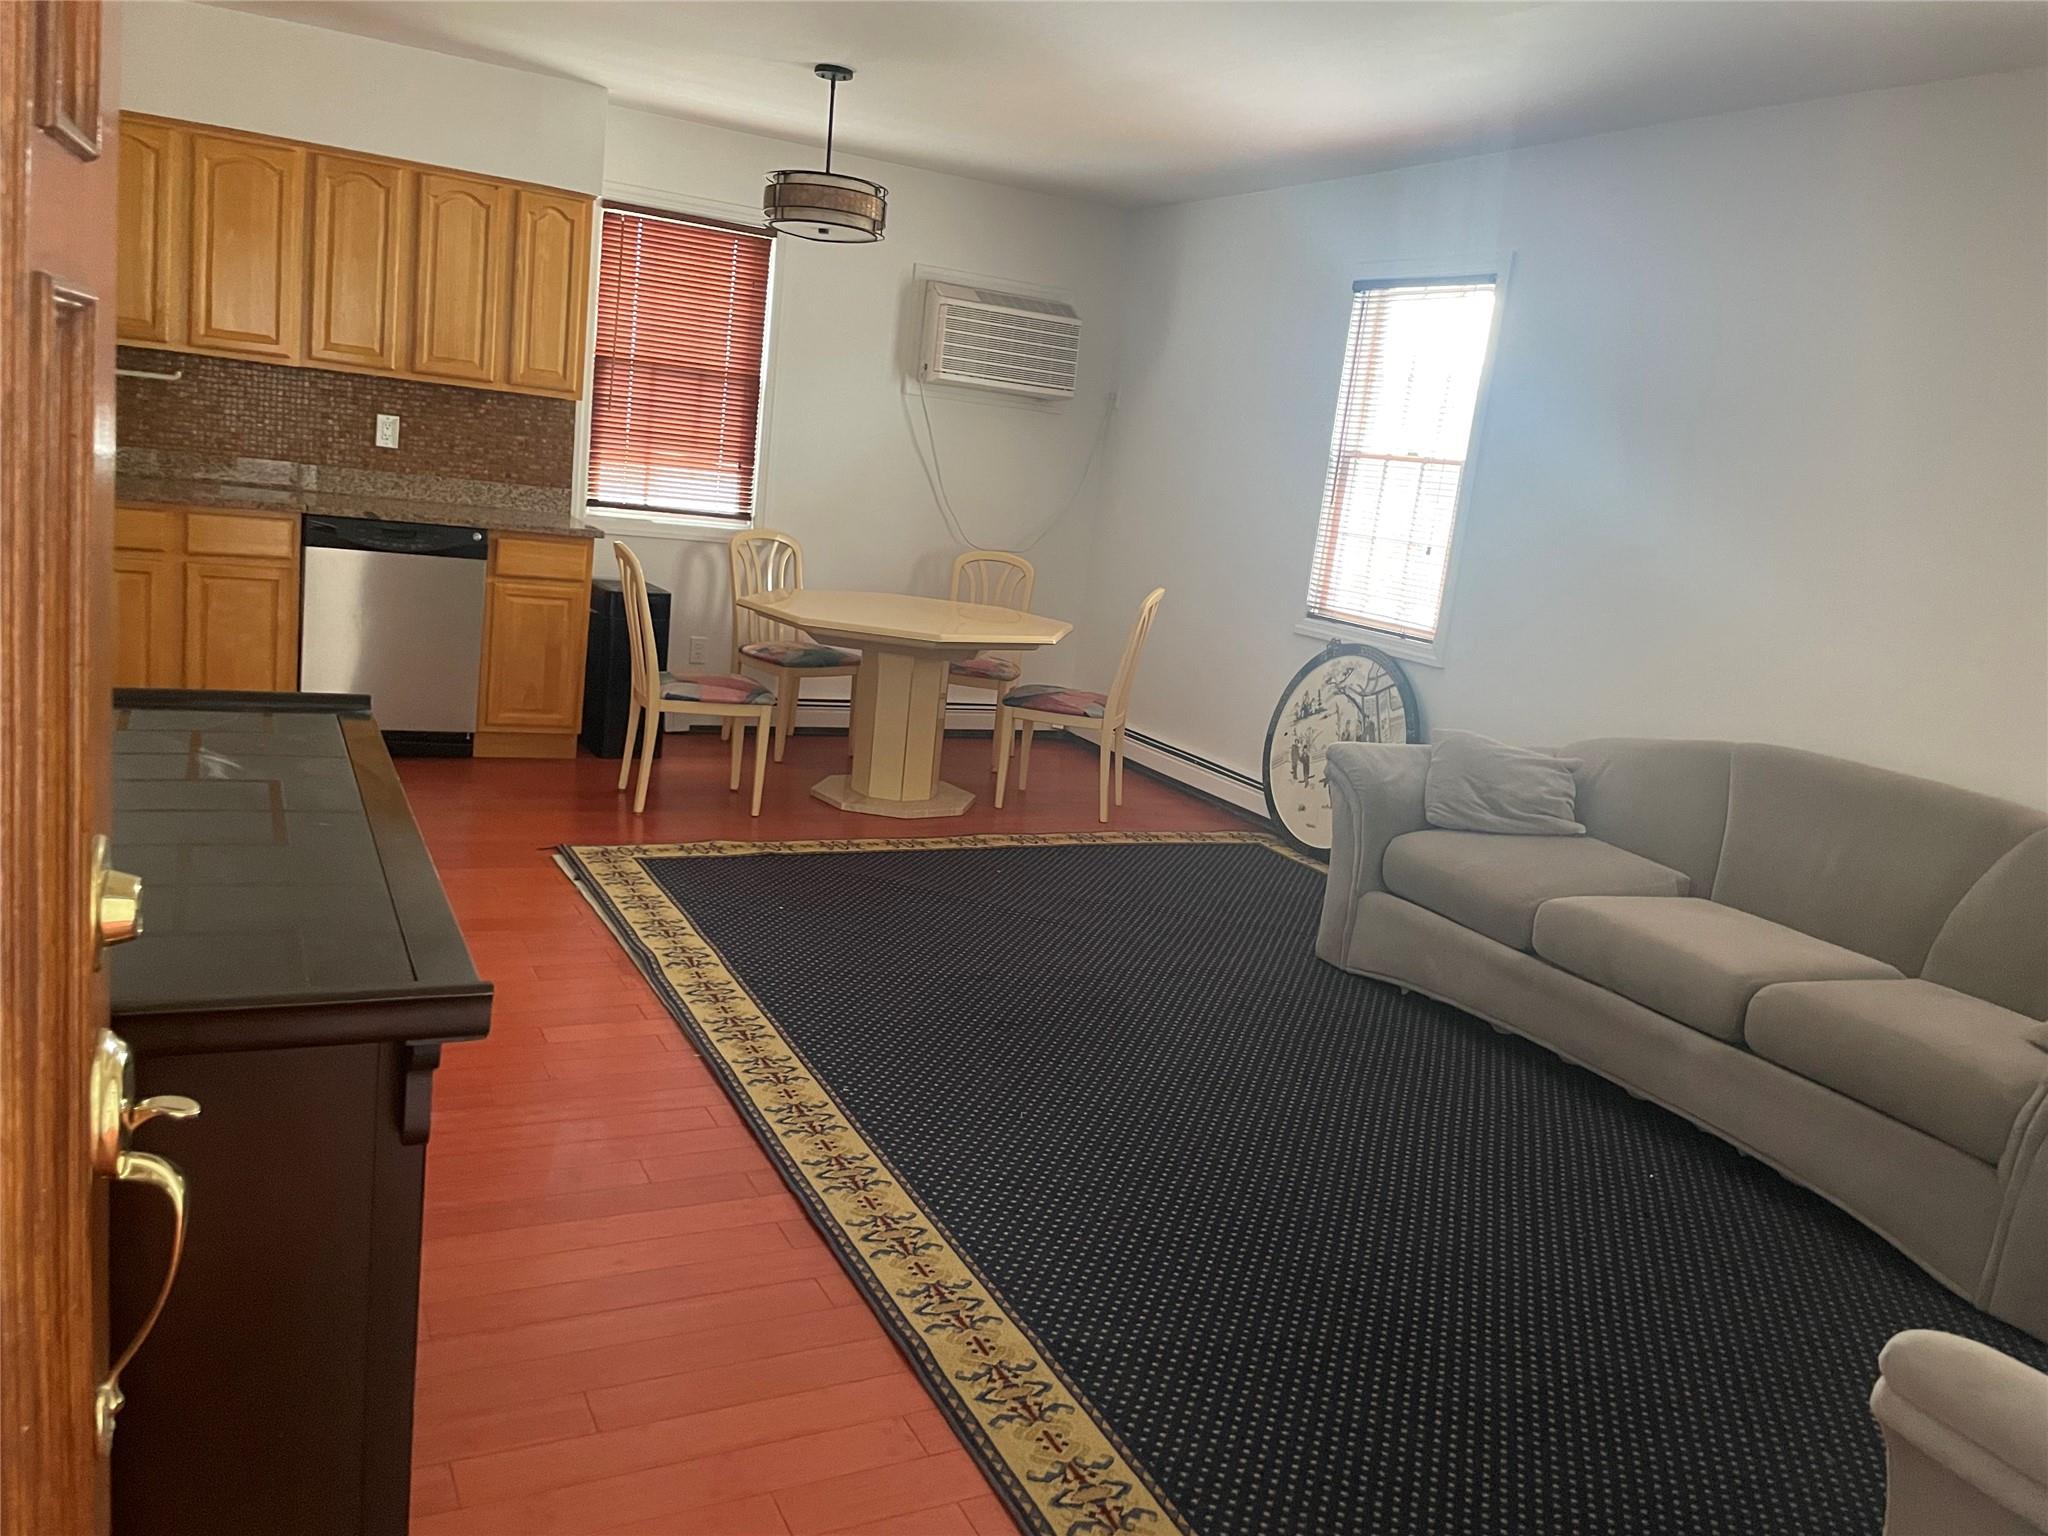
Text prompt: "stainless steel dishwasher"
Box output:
[[299, 514, 489, 751]]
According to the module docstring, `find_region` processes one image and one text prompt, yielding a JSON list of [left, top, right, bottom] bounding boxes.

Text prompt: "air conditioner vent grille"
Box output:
[[920, 281, 1081, 399]]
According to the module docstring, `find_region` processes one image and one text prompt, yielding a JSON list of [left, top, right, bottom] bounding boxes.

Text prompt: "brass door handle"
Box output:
[[96, 1148, 189, 1453], [90, 1029, 198, 1453]]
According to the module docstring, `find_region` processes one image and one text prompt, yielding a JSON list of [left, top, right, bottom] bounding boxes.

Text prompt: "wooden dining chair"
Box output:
[[615, 541, 774, 816], [943, 550, 1036, 774], [994, 586, 1165, 823], [729, 530, 861, 761]]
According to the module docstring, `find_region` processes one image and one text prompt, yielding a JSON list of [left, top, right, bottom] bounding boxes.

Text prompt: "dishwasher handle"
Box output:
[[303, 515, 489, 559]]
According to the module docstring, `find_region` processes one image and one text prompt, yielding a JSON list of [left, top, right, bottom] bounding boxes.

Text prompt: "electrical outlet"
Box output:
[[375, 413, 401, 449], [687, 634, 710, 665]]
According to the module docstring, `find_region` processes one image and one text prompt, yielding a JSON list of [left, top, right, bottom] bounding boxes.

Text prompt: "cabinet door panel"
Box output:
[[479, 577, 586, 731], [183, 559, 298, 692], [188, 132, 305, 358], [506, 189, 590, 396], [117, 118, 183, 344], [112, 551, 185, 688], [413, 172, 507, 383], [309, 154, 407, 370]]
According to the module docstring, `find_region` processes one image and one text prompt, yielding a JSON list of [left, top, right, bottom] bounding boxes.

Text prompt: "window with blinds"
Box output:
[[1306, 276, 1499, 644], [586, 205, 773, 522]]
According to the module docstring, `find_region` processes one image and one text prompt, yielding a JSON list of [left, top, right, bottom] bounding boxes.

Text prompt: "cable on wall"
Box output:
[[904, 383, 1114, 553]]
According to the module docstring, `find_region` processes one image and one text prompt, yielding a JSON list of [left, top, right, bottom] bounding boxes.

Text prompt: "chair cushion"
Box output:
[[1532, 896, 1901, 1044], [1747, 979, 2048, 1164], [949, 653, 1021, 682], [1007, 683, 1106, 718], [1382, 830, 1690, 952], [739, 641, 859, 668], [661, 672, 773, 705]]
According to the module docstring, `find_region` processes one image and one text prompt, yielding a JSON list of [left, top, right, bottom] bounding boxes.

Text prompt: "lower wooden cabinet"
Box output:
[[112, 549, 184, 687], [113, 505, 299, 692], [475, 531, 591, 757]]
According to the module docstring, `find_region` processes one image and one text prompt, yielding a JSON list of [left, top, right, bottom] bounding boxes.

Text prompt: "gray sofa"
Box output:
[[1317, 738, 2048, 1342]]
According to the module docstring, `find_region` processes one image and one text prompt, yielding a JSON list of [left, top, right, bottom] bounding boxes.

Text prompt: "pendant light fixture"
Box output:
[[764, 64, 888, 244]]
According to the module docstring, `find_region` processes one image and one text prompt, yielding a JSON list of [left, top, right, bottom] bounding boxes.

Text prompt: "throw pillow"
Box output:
[[1424, 732, 1586, 836]]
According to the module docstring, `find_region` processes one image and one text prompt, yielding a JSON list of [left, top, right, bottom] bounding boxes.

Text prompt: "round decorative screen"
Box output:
[[1262, 642, 1422, 858]]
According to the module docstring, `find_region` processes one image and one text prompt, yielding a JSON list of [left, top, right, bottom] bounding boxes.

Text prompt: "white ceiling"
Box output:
[[210, 1, 2048, 205]]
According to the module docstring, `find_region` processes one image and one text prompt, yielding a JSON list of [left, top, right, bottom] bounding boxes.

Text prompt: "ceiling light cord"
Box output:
[[824, 74, 836, 173], [908, 383, 1114, 554]]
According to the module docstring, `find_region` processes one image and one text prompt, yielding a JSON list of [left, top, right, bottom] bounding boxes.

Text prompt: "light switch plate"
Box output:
[[375, 413, 401, 449]]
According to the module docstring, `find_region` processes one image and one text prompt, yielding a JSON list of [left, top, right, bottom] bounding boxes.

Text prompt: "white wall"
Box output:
[[117, 2, 607, 191], [1085, 68, 2048, 809], [596, 107, 1127, 702]]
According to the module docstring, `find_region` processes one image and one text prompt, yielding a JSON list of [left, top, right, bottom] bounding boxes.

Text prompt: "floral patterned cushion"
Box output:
[[1007, 683, 1107, 718], [948, 653, 1021, 682], [740, 641, 860, 668], [661, 672, 773, 705]]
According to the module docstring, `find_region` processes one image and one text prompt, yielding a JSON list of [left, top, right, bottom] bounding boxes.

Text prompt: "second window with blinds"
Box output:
[[1305, 274, 1501, 658], [586, 204, 773, 524]]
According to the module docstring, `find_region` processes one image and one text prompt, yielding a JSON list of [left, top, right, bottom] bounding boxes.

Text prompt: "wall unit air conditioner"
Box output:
[[919, 282, 1080, 400]]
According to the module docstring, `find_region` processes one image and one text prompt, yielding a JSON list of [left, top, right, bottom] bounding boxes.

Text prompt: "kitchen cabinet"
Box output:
[[112, 505, 299, 693], [475, 531, 592, 758], [411, 170, 509, 385], [308, 153, 408, 371], [111, 550, 183, 687], [115, 113, 594, 400], [116, 116, 183, 345], [506, 188, 591, 395], [186, 130, 305, 359]]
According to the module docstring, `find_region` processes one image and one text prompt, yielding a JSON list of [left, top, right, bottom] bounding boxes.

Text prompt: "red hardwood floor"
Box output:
[[398, 730, 1247, 1535]]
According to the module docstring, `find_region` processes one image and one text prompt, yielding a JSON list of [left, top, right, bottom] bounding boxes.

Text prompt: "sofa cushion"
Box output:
[[1532, 897, 1900, 1043], [1382, 831, 1689, 952], [1748, 980, 2048, 1165], [1922, 830, 2048, 1020], [1710, 744, 2045, 977]]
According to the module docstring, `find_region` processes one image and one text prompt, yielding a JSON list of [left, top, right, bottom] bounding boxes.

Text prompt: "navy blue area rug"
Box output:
[[560, 833, 2048, 1536]]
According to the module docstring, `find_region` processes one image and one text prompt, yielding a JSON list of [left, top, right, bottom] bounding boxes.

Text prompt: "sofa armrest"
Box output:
[[1869, 1329, 2048, 1535], [1317, 742, 1431, 967]]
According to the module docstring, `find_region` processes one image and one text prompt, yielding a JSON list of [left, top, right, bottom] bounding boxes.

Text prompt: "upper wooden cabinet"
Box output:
[[507, 189, 591, 395], [413, 171, 510, 385], [117, 118, 183, 345], [308, 154, 408, 372], [115, 114, 594, 399], [187, 131, 306, 359]]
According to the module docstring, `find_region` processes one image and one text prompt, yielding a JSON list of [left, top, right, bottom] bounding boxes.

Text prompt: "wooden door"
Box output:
[[187, 130, 304, 359], [505, 188, 590, 395], [307, 153, 406, 371], [114, 117, 180, 345], [182, 560, 297, 693], [412, 171, 506, 383], [2, 2, 118, 1530], [110, 553, 183, 688]]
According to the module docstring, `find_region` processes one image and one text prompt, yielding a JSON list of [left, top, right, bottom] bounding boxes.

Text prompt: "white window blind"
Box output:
[[586, 205, 772, 522], [1307, 276, 1498, 643]]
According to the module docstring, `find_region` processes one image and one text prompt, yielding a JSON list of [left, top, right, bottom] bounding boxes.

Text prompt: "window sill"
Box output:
[[581, 507, 752, 544], [1293, 618, 1445, 670]]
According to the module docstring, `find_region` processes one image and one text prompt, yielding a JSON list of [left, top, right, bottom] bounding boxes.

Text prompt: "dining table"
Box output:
[[734, 588, 1072, 818]]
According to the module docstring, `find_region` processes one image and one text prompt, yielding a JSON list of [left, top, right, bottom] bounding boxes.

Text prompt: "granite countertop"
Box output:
[[115, 449, 599, 538], [118, 476, 603, 538]]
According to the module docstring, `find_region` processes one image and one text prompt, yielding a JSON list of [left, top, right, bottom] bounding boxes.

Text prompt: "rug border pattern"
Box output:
[[559, 831, 1302, 1536]]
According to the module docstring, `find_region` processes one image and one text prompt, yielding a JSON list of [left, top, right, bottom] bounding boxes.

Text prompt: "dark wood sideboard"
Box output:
[[107, 689, 491, 1536]]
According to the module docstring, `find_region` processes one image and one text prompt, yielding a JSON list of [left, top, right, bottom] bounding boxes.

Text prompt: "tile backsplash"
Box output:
[[117, 348, 577, 489]]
